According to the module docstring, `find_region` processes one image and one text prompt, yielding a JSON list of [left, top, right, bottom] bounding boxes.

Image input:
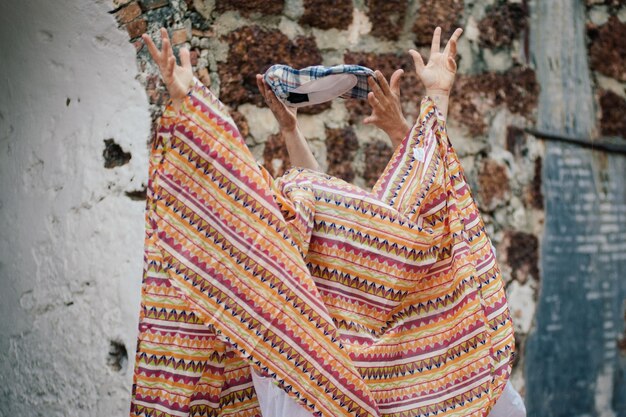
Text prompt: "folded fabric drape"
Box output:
[[130, 77, 515, 417], [263, 64, 375, 107]]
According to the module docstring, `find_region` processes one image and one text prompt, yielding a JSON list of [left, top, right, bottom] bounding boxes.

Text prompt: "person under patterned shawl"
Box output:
[[130, 26, 524, 417]]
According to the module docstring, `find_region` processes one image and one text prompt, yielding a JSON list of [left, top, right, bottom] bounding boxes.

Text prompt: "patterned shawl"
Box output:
[[130, 77, 515, 417]]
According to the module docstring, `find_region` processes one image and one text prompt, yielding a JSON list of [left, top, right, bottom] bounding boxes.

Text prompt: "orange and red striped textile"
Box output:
[[130, 77, 515, 417]]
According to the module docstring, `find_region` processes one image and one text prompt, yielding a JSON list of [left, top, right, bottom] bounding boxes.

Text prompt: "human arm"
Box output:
[[255, 74, 322, 172], [142, 28, 194, 112], [362, 27, 462, 148], [364, 70, 412, 149], [409, 27, 463, 121]]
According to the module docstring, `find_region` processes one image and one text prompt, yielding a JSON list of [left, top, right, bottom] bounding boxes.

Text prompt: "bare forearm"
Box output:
[[282, 127, 322, 172], [425, 90, 450, 121], [386, 94, 449, 148], [388, 120, 412, 149]]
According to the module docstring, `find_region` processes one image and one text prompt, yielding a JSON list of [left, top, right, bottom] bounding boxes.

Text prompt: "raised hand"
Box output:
[[255, 74, 321, 172], [364, 70, 411, 148], [255, 74, 298, 133], [408, 27, 463, 120], [142, 28, 193, 110], [409, 27, 463, 96]]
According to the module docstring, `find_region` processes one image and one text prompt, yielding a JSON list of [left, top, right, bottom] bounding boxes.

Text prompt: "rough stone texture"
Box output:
[[478, 2, 528, 49], [366, 0, 408, 41], [504, 230, 539, 284], [585, 0, 626, 8], [230, 110, 250, 138], [218, 26, 322, 108], [103, 139, 132, 168], [0, 0, 151, 415], [11, 0, 622, 414], [140, 0, 170, 11], [300, 0, 353, 30], [505, 125, 526, 157], [527, 157, 544, 210], [299, 101, 332, 115], [170, 27, 188, 44], [599, 89, 626, 138], [215, 0, 284, 16], [263, 133, 291, 178], [326, 127, 359, 182], [144, 72, 167, 106], [506, 281, 537, 335], [125, 187, 148, 200], [477, 158, 510, 210], [588, 16, 626, 81], [363, 140, 393, 187], [107, 340, 129, 371], [126, 17, 148, 39], [115, 1, 142, 24], [413, 0, 464, 46], [451, 67, 539, 135]]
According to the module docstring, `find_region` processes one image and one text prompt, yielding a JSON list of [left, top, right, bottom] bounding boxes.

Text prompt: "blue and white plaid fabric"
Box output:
[[264, 64, 375, 106]]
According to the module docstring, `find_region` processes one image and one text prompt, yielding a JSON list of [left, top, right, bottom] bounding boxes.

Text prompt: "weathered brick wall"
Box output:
[[587, 0, 626, 139], [112, 0, 626, 404]]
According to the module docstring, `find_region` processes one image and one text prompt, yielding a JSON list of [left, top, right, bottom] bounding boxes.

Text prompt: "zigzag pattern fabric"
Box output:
[[130, 77, 515, 417]]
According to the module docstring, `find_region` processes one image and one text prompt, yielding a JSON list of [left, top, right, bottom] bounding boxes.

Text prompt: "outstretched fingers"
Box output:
[[160, 28, 172, 61], [444, 28, 462, 73], [364, 91, 381, 124], [164, 55, 175, 84], [367, 91, 381, 108], [409, 49, 425, 75], [368, 74, 386, 101], [141, 28, 178, 73], [141, 28, 195, 104], [448, 38, 457, 60], [366, 75, 386, 120], [443, 28, 463, 57], [389, 69, 404, 96], [142, 33, 161, 64], [430, 26, 441, 55], [179, 47, 192, 72], [375, 71, 393, 97]]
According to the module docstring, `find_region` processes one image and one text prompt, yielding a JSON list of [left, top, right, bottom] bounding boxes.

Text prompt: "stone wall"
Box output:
[[1, 0, 624, 415], [587, 0, 626, 139], [112, 0, 546, 394]]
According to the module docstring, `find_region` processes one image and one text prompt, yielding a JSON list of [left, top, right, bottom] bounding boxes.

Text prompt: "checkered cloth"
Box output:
[[264, 64, 375, 107]]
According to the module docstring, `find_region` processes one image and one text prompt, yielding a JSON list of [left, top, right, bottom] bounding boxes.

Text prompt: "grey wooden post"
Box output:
[[525, 1, 626, 416]]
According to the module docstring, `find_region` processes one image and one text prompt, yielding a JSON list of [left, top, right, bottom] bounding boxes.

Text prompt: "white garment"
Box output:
[[487, 381, 527, 417], [251, 366, 526, 417], [250, 367, 315, 417]]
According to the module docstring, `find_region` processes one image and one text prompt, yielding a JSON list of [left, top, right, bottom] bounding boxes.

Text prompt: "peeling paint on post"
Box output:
[[525, 1, 626, 416]]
